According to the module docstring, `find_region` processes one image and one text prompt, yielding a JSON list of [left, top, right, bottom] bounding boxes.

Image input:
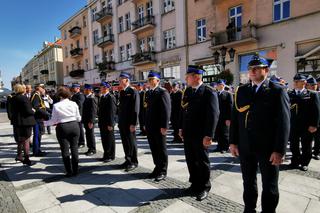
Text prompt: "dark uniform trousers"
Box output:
[[56, 121, 80, 174], [230, 81, 290, 213], [138, 90, 147, 135], [98, 93, 116, 160], [215, 90, 233, 151], [82, 94, 98, 151], [181, 84, 219, 193], [145, 87, 171, 175], [118, 87, 140, 166], [288, 89, 320, 167], [71, 92, 86, 146], [170, 90, 183, 143], [313, 129, 320, 156]]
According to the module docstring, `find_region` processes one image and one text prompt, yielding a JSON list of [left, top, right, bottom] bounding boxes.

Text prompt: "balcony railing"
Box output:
[[131, 51, 156, 65], [131, 16, 155, 32], [97, 34, 114, 47], [95, 7, 113, 22], [69, 26, 81, 38], [69, 69, 85, 78], [70, 48, 83, 58], [210, 24, 257, 48], [97, 60, 116, 72]]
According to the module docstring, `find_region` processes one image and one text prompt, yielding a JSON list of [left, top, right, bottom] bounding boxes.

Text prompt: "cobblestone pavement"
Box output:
[[1, 112, 320, 213]]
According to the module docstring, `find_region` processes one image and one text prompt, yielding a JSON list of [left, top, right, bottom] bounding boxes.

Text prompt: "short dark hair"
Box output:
[[57, 87, 71, 99]]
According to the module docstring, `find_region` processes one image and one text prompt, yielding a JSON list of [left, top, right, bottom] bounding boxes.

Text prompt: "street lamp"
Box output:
[[213, 46, 236, 71]]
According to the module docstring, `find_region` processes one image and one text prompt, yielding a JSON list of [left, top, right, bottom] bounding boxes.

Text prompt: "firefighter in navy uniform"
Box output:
[[230, 54, 290, 213], [71, 84, 86, 148], [179, 65, 220, 201], [214, 79, 233, 153], [118, 72, 140, 172], [170, 81, 183, 143], [288, 74, 320, 170], [98, 82, 117, 162], [144, 71, 171, 181], [311, 77, 320, 160], [82, 84, 98, 156]]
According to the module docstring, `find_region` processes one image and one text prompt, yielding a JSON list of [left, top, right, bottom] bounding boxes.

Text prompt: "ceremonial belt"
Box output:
[[234, 86, 251, 128], [31, 93, 46, 109], [181, 88, 189, 109], [290, 103, 298, 114]]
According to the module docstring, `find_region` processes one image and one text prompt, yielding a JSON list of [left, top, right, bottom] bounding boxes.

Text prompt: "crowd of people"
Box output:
[[5, 53, 320, 212]]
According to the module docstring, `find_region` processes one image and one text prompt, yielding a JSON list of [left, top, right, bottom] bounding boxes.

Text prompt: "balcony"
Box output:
[[33, 75, 38, 80], [131, 51, 156, 66], [40, 69, 49, 75], [97, 34, 114, 47], [131, 16, 155, 34], [69, 69, 85, 78], [210, 24, 258, 49], [95, 7, 112, 23], [97, 60, 116, 72], [70, 48, 83, 58], [46, 81, 56, 86], [69, 26, 81, 38]]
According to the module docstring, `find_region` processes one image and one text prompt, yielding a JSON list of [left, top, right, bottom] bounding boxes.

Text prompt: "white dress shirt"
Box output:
[[252, 78, 267, 93], [44, 99, 81, 126]]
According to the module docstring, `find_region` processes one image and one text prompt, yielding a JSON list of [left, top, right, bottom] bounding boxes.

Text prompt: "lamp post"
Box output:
[[213, 46, 236, 71]]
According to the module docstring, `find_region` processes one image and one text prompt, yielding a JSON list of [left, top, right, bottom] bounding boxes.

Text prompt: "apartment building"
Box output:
[[187, 0, 320, 85], [21, 39, 63, 88]]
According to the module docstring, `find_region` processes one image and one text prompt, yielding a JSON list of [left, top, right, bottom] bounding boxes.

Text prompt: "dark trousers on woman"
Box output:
[[99, 126, 115, 160], [56, 121, 80, 175]]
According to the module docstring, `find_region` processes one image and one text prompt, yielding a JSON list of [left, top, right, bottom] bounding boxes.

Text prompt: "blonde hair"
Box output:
[[14, 84, 26, 94]]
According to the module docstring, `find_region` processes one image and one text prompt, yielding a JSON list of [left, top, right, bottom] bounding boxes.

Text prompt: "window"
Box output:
[[76, 40, 80, 48], [63, 30, 67, 40], [84, 36, 88, 48], [110, 49, 114, 61], [66, 66, 69, 75], [83, 16, 87, 27], [77, 61, 81, 69], [101, 1, 106, 8], [93, 30, 99, 44], [163, 66, 180, 79], [119, 17, 124, 33], [229, 5, 242, 29], [138, 5, 144, 21], [65, 47, 68, 58], [125, 13, 131, 31], [196, 19, 206, 42], [164, 29, 176, 50], [70, 43, 74, 50], [85, 59, 89, 70], [50, 63, 54, 71], [94, 55, 100, 66], [139, 39, 145, 52], [91, 7, 97, 21], [126, 43, 132, 59], [164, 0, 175, 13], [72, 64, 75, 70], [102, 24, 108, 36], [274, 0, 290, 22], [147, 1, 153, 16], [147, 36, 155, 51], [120, 46, 126, 61], [107, 0, 112, 8]]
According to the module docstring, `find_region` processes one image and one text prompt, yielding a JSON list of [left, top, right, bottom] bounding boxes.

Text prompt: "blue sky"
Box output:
[[0, 0, 87, 89]]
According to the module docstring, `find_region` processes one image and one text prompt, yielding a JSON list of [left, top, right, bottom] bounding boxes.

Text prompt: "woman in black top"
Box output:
[[10, 84, 36, 165]]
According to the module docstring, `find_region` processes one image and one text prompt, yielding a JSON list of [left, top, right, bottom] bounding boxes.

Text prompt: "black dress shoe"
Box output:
[[301, 166, 308, 171], [220, 150, 227, 154], [125, 164, 137, 172], [86, 150, 96, 156], [119, 162, 128, 169], [313, 155, 320, 160], [104, 158, 114, 163], [146, 172, 157, 179], [98, 157, 107, 161], [289, 163, 299, 169], [154, 174, 166, 182], [184, 186, 196, 195], [196, 190, 208, 201], [78, 144, 85, 148]]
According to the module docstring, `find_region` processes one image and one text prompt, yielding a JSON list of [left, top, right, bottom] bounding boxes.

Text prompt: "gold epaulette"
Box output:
[[143, 91, 147, 108], [234, 86, 250, 113], [290, 103, 298, 114]]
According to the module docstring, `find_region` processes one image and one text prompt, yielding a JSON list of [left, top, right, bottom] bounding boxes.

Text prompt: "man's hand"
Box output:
[[203, 136, 212, 149], [130, 125, 136, 133], [107, 126, 113, 131], [269, 152, 284, 166], [160, 128, 167, 136], [230, 144, 239, 157], [308, 126, 317, 133], [178, 129, 184, 141], [88, 122, 94, 129], [225, 120, 231, 126]]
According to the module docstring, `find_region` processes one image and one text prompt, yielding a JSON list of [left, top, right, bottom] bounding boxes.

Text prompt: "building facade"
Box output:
[[21, 39, 63, 88]]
